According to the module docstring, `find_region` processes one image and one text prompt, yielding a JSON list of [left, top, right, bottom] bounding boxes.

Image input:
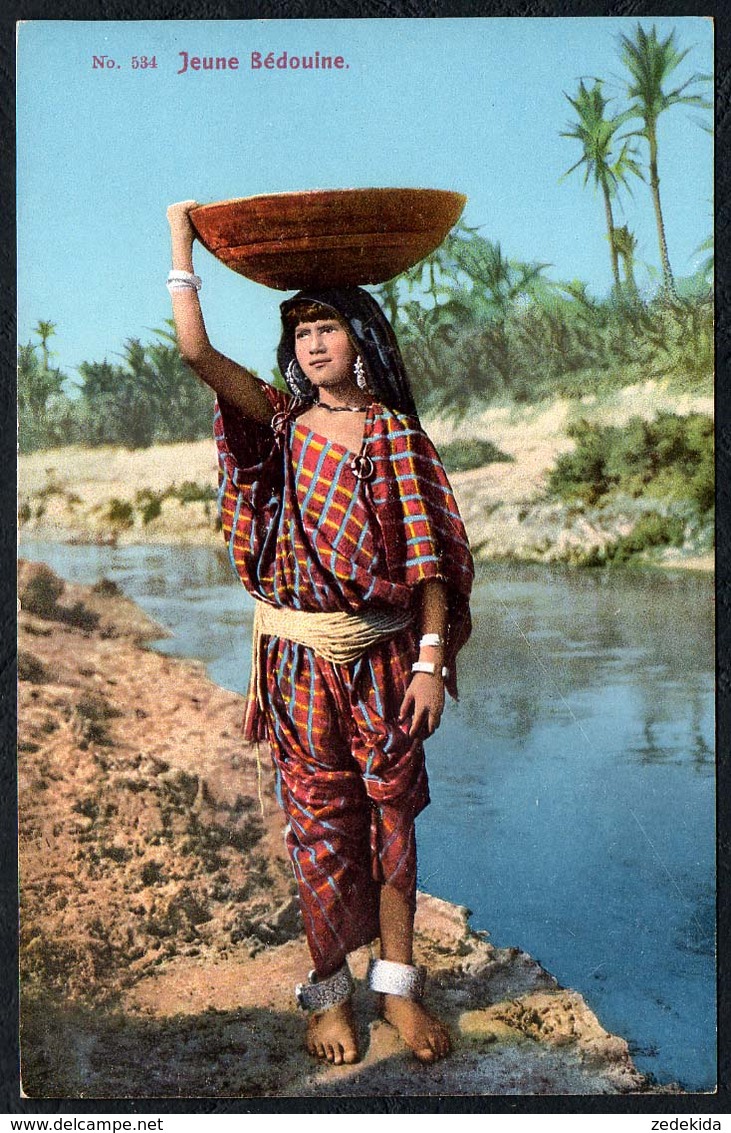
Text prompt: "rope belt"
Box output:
[[247, 600, 414, 720]]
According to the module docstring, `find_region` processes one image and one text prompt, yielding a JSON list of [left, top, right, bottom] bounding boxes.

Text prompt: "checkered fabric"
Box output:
[[265, 631, 429, 971], [214, 382, 473, 971]]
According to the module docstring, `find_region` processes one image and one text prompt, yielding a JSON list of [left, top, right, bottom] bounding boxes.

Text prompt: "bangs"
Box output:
[[282, 301, 346, 328]]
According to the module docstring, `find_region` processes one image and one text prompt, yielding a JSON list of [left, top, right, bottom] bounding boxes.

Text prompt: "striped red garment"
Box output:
[[263, 629, 429, 972], [213, 388, 474, 973], [214, 386, 473, 702]]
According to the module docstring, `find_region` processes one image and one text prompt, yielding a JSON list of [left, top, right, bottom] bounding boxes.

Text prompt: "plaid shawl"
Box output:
[[215, 388, 473, 700], [364, 405, 473, 699]]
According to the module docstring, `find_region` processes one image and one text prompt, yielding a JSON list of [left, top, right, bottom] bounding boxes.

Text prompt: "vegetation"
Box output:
[[105, 499, 135, 530], [548, 412, 713, 561], [19, 321, 215, 454], [134, 482, 217, 526], [19, 13, 712, 579], [21, 564, 65, 618], [618, 24, 712, 299], [20, 258, 712, 451], [549, 412, 713, 509], [439, 437, 512, 472], [376, 233, 712, 416], [19, 564, 101, 629], [560, 79, 642, 295]]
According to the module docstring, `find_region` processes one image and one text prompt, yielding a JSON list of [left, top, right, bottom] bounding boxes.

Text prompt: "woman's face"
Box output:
[[294, 318, 357, 389]]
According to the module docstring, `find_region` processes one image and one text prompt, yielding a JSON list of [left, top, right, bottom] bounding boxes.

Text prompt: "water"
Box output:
[[19, 540, 716, 1092]]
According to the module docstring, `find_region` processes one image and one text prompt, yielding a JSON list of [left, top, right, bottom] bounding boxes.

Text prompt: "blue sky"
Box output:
[[17, 16, 713, 388]]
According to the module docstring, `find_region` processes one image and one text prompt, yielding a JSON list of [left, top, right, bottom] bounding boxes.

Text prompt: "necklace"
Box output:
[[317, 401, 368, 413]]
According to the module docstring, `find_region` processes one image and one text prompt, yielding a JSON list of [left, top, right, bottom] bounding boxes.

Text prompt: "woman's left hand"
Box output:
[[399, 672, 445, 740]]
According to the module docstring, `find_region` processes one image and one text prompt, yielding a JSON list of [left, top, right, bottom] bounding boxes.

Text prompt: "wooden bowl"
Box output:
[[189, 188, 467, 290]]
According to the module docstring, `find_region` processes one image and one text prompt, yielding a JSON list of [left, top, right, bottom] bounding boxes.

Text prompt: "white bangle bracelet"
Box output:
[[419, 633, 443, 649], [167, 270, 202, 290], [167, 282, 200, 296], [411, 661, 449, 678]]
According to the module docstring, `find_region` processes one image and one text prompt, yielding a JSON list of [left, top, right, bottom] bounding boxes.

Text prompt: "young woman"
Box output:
[[167, 200, 474, 1067]]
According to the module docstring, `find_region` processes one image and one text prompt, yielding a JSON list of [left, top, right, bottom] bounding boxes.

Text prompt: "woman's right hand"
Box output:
[[166, 200, 200, 238]]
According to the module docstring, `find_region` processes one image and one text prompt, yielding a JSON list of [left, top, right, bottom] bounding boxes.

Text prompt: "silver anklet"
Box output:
[[295, 962, 354, 1012], [367, 958, 426, 1001]]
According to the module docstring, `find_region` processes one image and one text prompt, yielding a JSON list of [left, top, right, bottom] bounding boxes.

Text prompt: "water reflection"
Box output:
[[455, 565, 714, 774], [19, 543, 715, 1091]]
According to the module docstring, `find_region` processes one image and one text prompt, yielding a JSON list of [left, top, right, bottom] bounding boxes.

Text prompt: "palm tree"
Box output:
[[444, 231, 550, 320], [371, 220, 477, 324], [613, 225, 640, 300], [694, 233, 713, 290], [33, 319, 58, 372], [619, 23, 712, 300], [561, 80, 643, 298]]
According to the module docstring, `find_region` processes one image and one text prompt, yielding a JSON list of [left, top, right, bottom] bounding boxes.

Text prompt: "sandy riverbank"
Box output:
[[18, 560, 674, 1098], [18, 382, 713, 571]]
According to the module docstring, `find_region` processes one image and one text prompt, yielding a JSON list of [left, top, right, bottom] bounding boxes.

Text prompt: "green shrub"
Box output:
[[135, 490, 164, 524], [549, 412, 714, 514], [141, 497, 162, 524], [20, 566, 64, 618], [612, 513, 687, 562], [105, 499, 134, 529], [439, 437, 513, 472], [549, 422, 613, 504], [690, 464, 715, 513], [173, 481, 217, 505]]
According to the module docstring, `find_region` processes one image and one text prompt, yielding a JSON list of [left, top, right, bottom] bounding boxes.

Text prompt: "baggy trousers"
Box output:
[[261, 628, 430, 975]]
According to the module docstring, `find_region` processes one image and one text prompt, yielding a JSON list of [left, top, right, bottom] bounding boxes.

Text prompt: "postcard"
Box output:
[[16, 16, 715, 1101]]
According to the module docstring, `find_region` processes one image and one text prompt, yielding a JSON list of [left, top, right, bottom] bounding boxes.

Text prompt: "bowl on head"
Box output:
[[188, 188, 467, 290]]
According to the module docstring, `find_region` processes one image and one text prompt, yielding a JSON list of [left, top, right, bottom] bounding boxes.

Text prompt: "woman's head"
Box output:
[[277, 287, 418, 416]]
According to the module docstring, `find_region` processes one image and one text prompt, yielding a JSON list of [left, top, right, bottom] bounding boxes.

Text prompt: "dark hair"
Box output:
[[282, 301, 349, 329], [277, 287, 418, 416]]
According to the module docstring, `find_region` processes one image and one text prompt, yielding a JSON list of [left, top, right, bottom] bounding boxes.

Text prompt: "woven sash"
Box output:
[[245, 601, 413, 737]]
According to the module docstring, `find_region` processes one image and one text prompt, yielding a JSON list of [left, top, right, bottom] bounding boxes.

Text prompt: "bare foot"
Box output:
[[381, 994, 451, 1062], [305, 999, 359, 1065]]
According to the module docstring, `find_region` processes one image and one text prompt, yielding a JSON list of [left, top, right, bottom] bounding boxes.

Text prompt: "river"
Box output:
[[19, 540, 716, 1092]]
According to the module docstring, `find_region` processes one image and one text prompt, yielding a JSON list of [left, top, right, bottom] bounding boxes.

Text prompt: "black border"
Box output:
[[4, 0, 729, 1117]]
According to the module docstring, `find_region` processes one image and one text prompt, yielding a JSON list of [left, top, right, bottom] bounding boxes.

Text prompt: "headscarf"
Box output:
[[277, 286, 418, 417]]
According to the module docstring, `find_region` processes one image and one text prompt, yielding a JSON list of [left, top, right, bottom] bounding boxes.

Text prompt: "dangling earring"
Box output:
[[354, 355, 369, 391], [285, 358, 315, 401]]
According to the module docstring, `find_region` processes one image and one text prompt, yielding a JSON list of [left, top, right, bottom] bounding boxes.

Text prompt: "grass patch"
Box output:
[[75, 692, 121, 746], [133, 482, 216, 525], [172, 481, 217, 505], [135, 489, 164, 525], [61, 602, 100, 632], [18, 651, 49, 684]]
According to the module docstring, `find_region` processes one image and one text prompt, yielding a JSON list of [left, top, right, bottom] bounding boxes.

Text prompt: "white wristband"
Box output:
[[419, 633, 443, 649], [167, 270, 202, 290], [411, 661, 449, 678], [167, 283, 199, 296]]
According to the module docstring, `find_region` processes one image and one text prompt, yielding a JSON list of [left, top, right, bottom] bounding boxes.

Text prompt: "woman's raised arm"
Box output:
[[167, 200, 273, 424]]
